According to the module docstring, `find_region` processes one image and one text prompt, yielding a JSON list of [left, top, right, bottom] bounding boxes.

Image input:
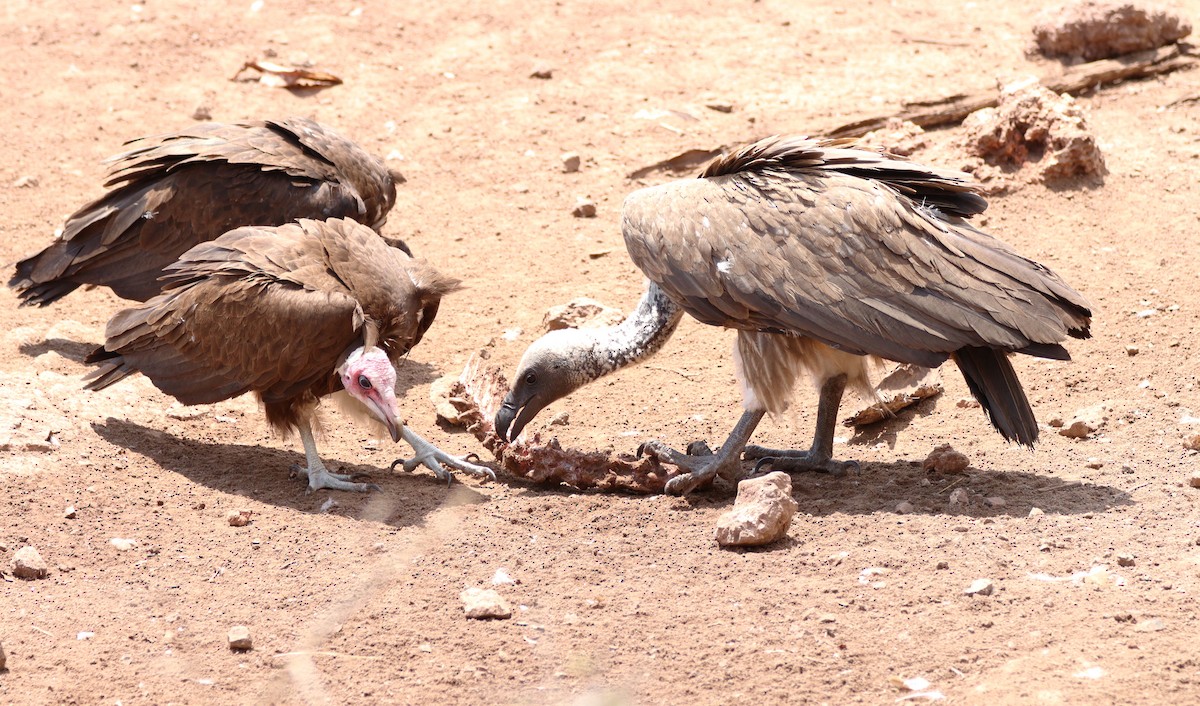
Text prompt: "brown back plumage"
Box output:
[[84, 218, 459, 433], [624, 135, 1092, 445], [10, 117, 402, 306]]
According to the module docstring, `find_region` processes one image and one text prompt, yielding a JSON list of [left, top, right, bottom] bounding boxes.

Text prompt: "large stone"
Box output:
[[1033, 1, 1191, 62], [461, 587, 512, 619], [11, 546, 48, 580], [228, 625, 253, 650], [715, 472, 799, 547]]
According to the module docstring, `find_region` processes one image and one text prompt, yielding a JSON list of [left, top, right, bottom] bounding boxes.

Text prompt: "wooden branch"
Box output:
[[823, 43, 1197, 138]]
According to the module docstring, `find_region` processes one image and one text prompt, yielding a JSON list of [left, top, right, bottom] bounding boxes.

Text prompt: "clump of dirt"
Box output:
[[859, 118, 928, 157], [962, 80, 1106, 186], [1033, 1, 1192, 62]]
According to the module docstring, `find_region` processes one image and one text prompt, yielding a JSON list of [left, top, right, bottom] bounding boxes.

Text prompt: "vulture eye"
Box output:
[[357, 374, 372, 390], [523, 372, 537, 386]]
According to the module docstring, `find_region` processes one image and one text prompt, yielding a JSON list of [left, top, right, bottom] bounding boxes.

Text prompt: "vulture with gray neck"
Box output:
[[10, 116, 407, 306], [496, 136, 1092, 495], [84, 217, 493, 492]]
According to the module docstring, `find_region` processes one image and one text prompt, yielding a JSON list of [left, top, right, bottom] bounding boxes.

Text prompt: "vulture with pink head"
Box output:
[[10, 117, 407, 306], [496, 136, 1092, 495], [85, 217, 493, 491]]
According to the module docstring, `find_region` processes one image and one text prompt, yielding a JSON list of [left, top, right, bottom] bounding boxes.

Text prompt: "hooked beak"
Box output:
[[495, 391, 541, 443], [364, 394, 402, 443]]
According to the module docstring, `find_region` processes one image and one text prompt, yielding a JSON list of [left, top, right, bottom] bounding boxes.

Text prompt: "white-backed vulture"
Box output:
[[84, 217, 493, 492], [495, 136, 1092, 495], [10, 117, 406, 306]]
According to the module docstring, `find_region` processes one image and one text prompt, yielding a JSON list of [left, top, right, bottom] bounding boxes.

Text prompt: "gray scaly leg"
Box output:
[[391, 426, 497, 486], [294, 420, 380, 492], [638, 409, 767, 496], [744, 373, 859, 476]]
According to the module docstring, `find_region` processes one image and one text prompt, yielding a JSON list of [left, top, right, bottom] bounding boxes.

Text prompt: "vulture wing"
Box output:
[[10, 118, 397, 306], [84, 219, 384, 407], [623, 137, 1092, 369]]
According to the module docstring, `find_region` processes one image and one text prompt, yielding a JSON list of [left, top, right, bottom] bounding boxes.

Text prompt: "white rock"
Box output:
[[491, 568, 517, 585], [110, 538, 138, 551], [461, 587, 512, 619], [715, 471, 798, 547], [965, 578, 994, 596], [561, 152, 581, 173], [227, 625, 252, 650], [11, 546, 49, 580], [1028, 507, 1045, 518], [77, 631, 94, 640], [571, 197, 597, 218], [895, 501, 914, 514]]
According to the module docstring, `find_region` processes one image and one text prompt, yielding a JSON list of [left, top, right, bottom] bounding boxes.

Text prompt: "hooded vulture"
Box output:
[[496, 136, 1092, 495], [84, 217, 494, 492], [10, 116, 406, 306]]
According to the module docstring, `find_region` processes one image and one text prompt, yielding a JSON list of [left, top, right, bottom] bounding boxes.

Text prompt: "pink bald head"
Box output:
[[339, 347, 401, 441]]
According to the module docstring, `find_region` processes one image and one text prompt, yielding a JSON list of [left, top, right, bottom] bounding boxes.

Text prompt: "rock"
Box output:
[[1059, 420, 1094, 439], [1125, 345, 1140, 356], [191, 103, 213, 121], [529, 64, 554, 79], [226, 510, 252, 527], [1033, 1, 1191, 62], [984, 496, 1007, 508], [922, 444, 969, 474], [491, 568, 517, 586], [561, 152, 581, 173], [11, 546, 48, 580], [1085, 458, 1104, 469], [110, 538, 138, 551], [0, 640, 5, 670], [715, 471, 799, 547], [956, 398, 982, 409], [12, 175, 38, 188], [1116, 553, 1136, 567], [1184, 435, 1200, 452], [548, 411, 570, 427], [948, 487, 971, 506], [936, 561, 950, 570], [1029, 507, 1045, 518], [542, 298, 625, 331], [1059, 403, 1109, 439], [461, 587, 512, 619], [571, 197, 597, 218], [228, 625, 252, 650], [962, 81, 1105, 183], [965, 578, 995, 596], [704, 100, 734, 113], [859, 118, 928, 156], [895, 501, 914, 514], [64, 506, 76, 519], [1188, 473, 1200, 489], [1134, 617, 1167, 632]]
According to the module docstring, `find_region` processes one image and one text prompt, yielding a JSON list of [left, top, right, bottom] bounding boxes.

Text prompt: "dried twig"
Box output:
[[644, 364, 699, 380], [823, 44, 1196, 138]]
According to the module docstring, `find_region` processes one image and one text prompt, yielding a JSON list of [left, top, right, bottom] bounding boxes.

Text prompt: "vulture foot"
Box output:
[[291, 463, 381, 493], [638, 439, 743, 496], [744, 446, 858, 478], [391, 427, 497, 486]]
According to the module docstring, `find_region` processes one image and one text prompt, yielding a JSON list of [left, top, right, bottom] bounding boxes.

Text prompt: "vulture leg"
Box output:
[[640, 409, 767, 496], [391, 426, 497, 486], [295, 420, 381, 493], [744, 374, 859, 476]]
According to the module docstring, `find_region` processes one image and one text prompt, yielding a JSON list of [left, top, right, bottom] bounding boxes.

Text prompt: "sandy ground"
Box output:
[[2, 0, 1200, 704]]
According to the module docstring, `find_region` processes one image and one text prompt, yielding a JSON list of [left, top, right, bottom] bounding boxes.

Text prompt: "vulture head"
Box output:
[[338, 346, 402, 442], [496, 329, 595, 441]]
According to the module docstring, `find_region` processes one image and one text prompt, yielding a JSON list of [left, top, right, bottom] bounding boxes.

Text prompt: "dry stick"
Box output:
[[645, 364, 699, 380], [822, 44, 1197, 138]]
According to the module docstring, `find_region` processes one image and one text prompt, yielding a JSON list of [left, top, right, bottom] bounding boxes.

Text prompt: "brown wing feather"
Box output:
[[623, 139, 1092, 368], [10, 118, 397, 306]]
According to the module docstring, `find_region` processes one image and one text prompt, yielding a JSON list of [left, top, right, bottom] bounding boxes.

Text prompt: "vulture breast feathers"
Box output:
[[621, 136, 1092, 369], [10, 117, 404, 306], [85, 218, 457, 432]]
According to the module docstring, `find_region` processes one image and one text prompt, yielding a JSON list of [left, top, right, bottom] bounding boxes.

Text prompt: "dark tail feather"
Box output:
[[9, 261, 82, 307], [951, 347, 1038, 447], [82, 346, 136, 391]]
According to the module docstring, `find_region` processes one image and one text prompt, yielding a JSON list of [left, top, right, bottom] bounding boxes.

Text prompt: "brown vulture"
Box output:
[[84, 217, 494, 492], [10, 116, 406, 306], [496, 136, 1092, 495]]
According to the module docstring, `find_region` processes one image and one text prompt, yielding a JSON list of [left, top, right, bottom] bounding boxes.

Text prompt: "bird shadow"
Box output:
[[90, 417, 488, 528], [19, 338, 97, 363], [395, 359, 441, 397]]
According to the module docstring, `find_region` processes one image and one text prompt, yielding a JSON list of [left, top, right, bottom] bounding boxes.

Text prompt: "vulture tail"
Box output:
[[82, 347, 136, 391], [8, 263, 82, 307], [951, 347, 1038, 447]]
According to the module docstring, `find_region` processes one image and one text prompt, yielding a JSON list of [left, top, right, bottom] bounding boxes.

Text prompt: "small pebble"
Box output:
[[461, 587, 512, 619], [1058, 420, 1094, 439], [984, 496, 1007, 508], [191, 104, 213, 121], [228, 625, 252, 651], [548, 411, 570, 427], [0, 640, 5, 670], [1189, 473, 1200, 489], [64, 506, 77, 519], [1116, 554, 1135, 567], [110, 538, 138, 551], [1084, 458, 1103, 469], [948, 487, 970, 506], [572, 198, 597, 218], [1125, 345, 1139, 356], [705, 100, 734, 113], [895, 501, 914, 514], [1184, 435, 1200, 452], [529, 64, 554, 79], [965, 578, 994, 596], [560, 152, 581, 173], [226, 510, 253, 527], [12, 175, 38, 188], [1134, 618, 1166, 633], [956, 398, 981, 409], [11, 546, 49, 580], [936, 561, 950, 570], [1028, 507, 1045, 518]]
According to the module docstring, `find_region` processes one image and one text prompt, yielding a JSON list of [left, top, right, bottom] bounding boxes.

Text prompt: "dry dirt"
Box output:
[[2, 1, 1200, 704]]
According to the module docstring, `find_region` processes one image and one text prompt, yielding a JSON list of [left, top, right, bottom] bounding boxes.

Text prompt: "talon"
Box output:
[[685, 440, 712, 456], [389, 458, 405, 473], [464, 452, 482, 464], [752, 457, 776, 475], [636, 442, 649, 458]]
